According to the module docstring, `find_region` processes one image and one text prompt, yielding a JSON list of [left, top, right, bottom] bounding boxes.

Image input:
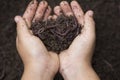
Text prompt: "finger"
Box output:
[[15, 16, 31, 39], [43, 6, 52, 21], [33, 1, 48, 22], [83, 10, 95, 35], [16, 36, 18, 46], [23, 0, 38, 27], [60, 1, 73, 16], [71, 1, 84, 25], [52, 15, 57, 20], [54, 6, 62, 16]]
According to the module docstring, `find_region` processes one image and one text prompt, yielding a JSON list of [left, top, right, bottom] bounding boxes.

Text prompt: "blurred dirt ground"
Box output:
[[0, 0, 120, 80]]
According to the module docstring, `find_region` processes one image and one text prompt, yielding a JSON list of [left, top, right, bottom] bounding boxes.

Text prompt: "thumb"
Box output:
[[82, 10, 95, 36], [14, 16, 31, 38]]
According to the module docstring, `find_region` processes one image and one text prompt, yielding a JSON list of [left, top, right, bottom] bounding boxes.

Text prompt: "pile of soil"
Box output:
[[0, 0, 120, 80], [31, 15, 81, 53]]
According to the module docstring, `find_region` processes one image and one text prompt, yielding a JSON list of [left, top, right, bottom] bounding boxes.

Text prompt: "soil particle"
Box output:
[[31, 15, 82, 53]]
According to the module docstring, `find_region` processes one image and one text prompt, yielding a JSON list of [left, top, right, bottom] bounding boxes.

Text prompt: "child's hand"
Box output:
[[15, 0, 59, 80], [53, 1, 100, 80]]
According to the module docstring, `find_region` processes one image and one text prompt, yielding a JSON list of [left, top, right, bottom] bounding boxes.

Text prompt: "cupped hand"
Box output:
[[54, 1, 99, 80], [14, 0, 59, 80], [58, 0, 95, 66]]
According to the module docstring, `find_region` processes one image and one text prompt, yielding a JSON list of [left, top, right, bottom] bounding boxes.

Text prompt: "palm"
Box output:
[[15, 1, 59, 78], [60, 30, 95, 64], [69, 31, 95, 58], [52, 2, 96, 76]]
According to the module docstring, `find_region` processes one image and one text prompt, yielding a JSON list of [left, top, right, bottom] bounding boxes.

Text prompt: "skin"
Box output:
[[14, 0, 100, 80], [57, 1, 100, 80], [15, 0, 59, 80]]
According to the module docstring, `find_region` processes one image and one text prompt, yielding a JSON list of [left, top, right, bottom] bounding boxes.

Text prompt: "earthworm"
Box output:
[[31, 14, 81, 52]]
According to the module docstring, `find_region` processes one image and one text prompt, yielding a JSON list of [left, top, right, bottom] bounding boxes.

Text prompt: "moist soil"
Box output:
[[31, 15, 81, 53], [0, 0, 120, 80]]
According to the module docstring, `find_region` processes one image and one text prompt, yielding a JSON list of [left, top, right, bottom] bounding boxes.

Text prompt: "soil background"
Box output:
[[0, 0, 120, 80]]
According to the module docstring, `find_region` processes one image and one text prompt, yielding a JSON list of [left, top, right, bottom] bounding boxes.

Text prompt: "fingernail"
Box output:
[[63, 1, 68, 4], [31, 0, 36, 4], [88, 10, 94, 17], [61, 1, 68, 5], [41, 0, 46, 4], [71, 0, 77, 4], [34, 0, 37, 2], [15, 16, 20, 22]]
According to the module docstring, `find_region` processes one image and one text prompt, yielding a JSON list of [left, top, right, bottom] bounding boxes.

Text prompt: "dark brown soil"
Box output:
[[0, 0, 120, 80], [31, 15, 81, 53]]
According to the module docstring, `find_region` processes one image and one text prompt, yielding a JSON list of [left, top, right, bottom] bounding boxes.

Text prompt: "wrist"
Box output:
[[60, 62, 97, 80], [22, 64, 54, 80]]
